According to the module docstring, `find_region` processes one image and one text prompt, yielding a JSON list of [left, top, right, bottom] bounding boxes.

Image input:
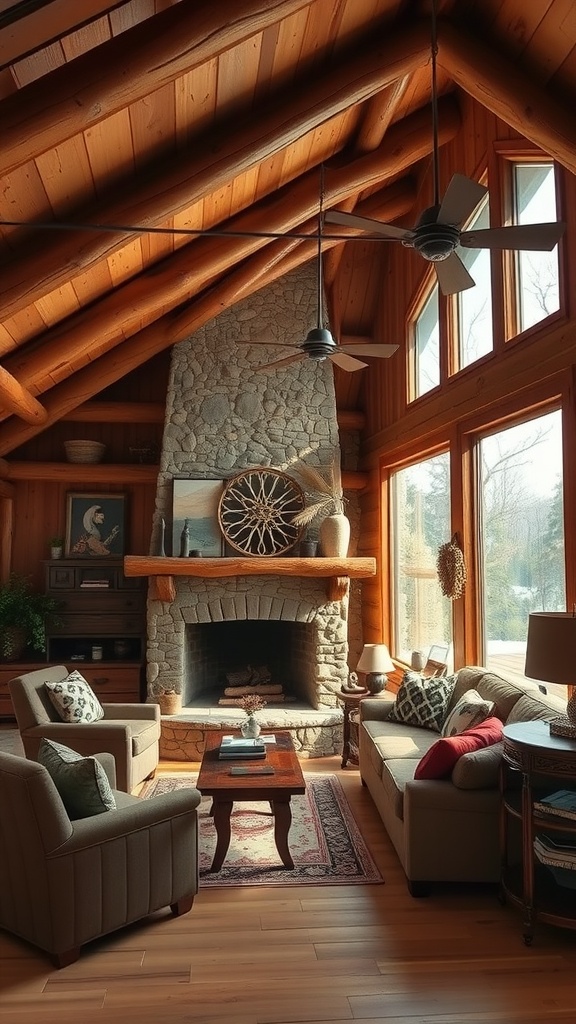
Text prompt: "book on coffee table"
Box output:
[[218, 736, 266, 759]]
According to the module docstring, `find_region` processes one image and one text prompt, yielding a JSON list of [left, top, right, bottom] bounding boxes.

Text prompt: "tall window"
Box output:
[[412, 284, 439, 399], [478, 410, 565, 686], [512, 162, 560, 333], [391, 452, 452, 664], [456, 195, 493, 369]]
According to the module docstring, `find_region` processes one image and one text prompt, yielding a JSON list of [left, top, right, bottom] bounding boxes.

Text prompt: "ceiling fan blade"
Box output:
[[460, 221, 565, 252], [437, 174, 488, 227], [340, 343, 399, 358], [329, 352, 368, 372], [434, 252, 476, 295], [325, 210, 413, 241], [254, 352, 306, 372]]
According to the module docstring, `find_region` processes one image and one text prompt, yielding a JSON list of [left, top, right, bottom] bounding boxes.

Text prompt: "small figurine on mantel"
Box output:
[[179, 518, 191, 558], [342, 671, 368, 694]]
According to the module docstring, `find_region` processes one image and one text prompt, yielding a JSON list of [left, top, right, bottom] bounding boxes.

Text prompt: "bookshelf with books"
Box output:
[[500, 720, 576, 945], [43, 558, 146, 703]]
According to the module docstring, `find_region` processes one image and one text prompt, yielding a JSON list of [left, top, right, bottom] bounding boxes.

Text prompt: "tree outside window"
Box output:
[[512, 162, 560, 333], [412, 284, 439, 399], [391, 452, 452, 664]]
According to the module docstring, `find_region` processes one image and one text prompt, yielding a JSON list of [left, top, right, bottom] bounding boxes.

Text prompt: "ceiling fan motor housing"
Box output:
[[303, 327, 338, 360], [409, 205, 461, 262]]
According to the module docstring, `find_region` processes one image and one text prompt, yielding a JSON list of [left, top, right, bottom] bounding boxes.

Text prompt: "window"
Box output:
[[456, 195, 493, 369], [390, 452, 452, 664], [512, 162, 560, 333], [478, 410, 565, 688], [412, 284, 439, 399]]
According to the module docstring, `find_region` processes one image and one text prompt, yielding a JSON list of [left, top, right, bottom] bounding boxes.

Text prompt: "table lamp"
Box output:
[[356, 643, 394, 695], [524, 611, 576, 738]]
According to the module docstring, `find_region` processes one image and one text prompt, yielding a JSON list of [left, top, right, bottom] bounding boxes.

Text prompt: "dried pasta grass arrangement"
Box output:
[[290, 461, 345, 528]]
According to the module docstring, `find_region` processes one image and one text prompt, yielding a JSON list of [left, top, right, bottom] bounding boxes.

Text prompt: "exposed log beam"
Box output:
[[324, 76, 411, 301], [438, 18, 576, 178], [0, 366, 48, 424], [0, 221, 380, 454], [4, 99, 459, 401], [0, 19, 431, 322], [0, 0, 315, 177]]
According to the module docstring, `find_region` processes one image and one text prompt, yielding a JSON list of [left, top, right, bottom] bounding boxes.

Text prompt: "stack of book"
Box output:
[[218, 736, 266, 760], [533, 790, 576, 888]]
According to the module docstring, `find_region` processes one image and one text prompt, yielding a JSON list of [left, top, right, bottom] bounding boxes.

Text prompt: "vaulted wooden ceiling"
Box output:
[[1, 0, 575, 457]]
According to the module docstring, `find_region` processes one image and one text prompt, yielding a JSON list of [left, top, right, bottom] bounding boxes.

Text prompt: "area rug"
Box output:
[[140, 773, 383, 887]]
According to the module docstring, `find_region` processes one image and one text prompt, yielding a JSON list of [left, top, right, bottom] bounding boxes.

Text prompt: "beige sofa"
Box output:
[[359, 666, 566, 896]]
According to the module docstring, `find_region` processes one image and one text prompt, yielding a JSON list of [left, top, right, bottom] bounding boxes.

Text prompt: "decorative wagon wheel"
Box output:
[[218, 468, 305, 556]]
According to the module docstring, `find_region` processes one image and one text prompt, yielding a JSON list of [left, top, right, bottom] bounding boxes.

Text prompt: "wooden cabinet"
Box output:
[[500, 720, 576, 945], [44, 558, 146, 704]]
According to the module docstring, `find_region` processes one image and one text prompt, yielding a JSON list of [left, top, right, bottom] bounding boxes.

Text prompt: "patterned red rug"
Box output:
[[140, 773, 383, 887]]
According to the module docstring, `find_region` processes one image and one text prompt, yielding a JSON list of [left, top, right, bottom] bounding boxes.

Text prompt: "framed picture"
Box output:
[[172, 479, 224, 557], [65, 493, 126, 557]]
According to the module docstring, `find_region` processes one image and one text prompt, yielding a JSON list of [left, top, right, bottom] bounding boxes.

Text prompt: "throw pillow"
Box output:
[[38, 738, 116, 819], [45, 670, 105, 723], [388, 672, 457, 733], [441, 688, 495, 737], [414, 717, 504, 780], [451, 740, 504, 790]]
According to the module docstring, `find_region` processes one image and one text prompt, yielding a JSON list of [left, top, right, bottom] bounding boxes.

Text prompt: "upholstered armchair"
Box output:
[[9, 665, 160, 792], [0, 748, 200, 967]]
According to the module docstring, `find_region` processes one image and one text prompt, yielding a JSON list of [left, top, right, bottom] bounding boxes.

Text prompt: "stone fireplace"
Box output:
[[146, 263, 363, 757]]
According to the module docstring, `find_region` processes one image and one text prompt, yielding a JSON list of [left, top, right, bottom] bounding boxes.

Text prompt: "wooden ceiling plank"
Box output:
[[129, 82, 176, 173], [0, 18, 432, 321], [0, 366, 48, 424], [0, 1, 118, 68], [174, 59, 218, 144], [438, 17, 576, 178], [2, 102, 447, 397], [10, 40, 65, 87], [0, 0, 316, 177], [33, 282, 80, 329], [34, 135, 95, 216], [83, 108, 135, 192]]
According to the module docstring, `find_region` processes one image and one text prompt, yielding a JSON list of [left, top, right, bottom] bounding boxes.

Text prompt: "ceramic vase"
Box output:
[[319, 513, 350, 557], [241, 714, 261, 738]]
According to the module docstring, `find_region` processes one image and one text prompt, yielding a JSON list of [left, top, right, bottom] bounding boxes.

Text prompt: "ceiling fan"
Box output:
[[325, 2, 566, 296], [240, 167, 398, 373]]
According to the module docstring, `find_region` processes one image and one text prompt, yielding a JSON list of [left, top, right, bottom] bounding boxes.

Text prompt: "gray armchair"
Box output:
[[0, 748, 200, 967], [9, 665, 160, 792]]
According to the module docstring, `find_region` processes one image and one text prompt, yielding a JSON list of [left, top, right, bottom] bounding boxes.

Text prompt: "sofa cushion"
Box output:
[[38, 738, 116, 819], [448, 668, 524, 723], [381, 759, 421, 821], [388, 672, 456, 733], [451, 741, 504, 790], [506, 691, 567, 724], [414, 717, 504, 780], [129, 717, 161, 754], [441, 689, 495, 737], [45, 671, 104, 724]]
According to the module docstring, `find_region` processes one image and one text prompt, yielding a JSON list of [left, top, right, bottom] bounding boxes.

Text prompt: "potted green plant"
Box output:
[[49, 536, 64, 559], [0, 573, 62, 661]]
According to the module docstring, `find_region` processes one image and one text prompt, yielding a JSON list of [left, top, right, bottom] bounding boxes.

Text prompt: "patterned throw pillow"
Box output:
[[38, 738, 116, 819], [388, 672, 457, 733], [45, 670, 105, 723], [441, 688, 495, 737]]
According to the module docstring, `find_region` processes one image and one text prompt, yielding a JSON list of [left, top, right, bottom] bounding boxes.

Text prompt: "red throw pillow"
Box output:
[[414, 716, 503, 780]]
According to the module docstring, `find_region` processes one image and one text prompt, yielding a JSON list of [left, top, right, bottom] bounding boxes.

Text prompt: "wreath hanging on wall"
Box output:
[[437, 534, 467, 600]]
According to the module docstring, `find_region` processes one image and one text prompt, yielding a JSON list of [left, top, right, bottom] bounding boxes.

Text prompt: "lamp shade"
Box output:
[[524, 612, 576, 685], [357, 643, 394, 675]]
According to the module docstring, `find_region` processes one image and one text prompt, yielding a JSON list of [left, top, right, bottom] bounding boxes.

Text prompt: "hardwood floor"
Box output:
[[1, 726, 576, 1023]]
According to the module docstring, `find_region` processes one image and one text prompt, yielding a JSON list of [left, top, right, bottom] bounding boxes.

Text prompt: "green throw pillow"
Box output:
[[38, 738, 116, 819], [389, 671, 457, 733]]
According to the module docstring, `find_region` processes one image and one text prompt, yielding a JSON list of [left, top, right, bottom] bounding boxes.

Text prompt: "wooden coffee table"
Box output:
[[196, 730, 306, 872]]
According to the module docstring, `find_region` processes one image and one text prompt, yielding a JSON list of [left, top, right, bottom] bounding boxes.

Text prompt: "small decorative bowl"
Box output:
[[64, 440, 106, 464]]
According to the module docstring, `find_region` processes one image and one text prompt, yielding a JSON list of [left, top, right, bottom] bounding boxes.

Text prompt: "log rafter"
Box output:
[[0, 20, 431, 323], [3, 98, 459, 402]]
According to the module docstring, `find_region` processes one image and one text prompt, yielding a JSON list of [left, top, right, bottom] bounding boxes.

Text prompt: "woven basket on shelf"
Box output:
[[157, 692, 182, 715], [64, 440, 107, 464]]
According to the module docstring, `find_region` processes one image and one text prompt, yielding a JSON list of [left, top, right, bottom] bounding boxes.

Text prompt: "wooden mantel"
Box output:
[[124, 555, 377, 602]]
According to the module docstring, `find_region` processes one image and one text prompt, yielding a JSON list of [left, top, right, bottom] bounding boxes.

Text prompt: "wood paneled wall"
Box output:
[[348, 94, 576, 654]]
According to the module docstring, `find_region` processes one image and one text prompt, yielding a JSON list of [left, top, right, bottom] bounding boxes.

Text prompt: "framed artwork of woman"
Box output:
[[65, 493, 126, 557]]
